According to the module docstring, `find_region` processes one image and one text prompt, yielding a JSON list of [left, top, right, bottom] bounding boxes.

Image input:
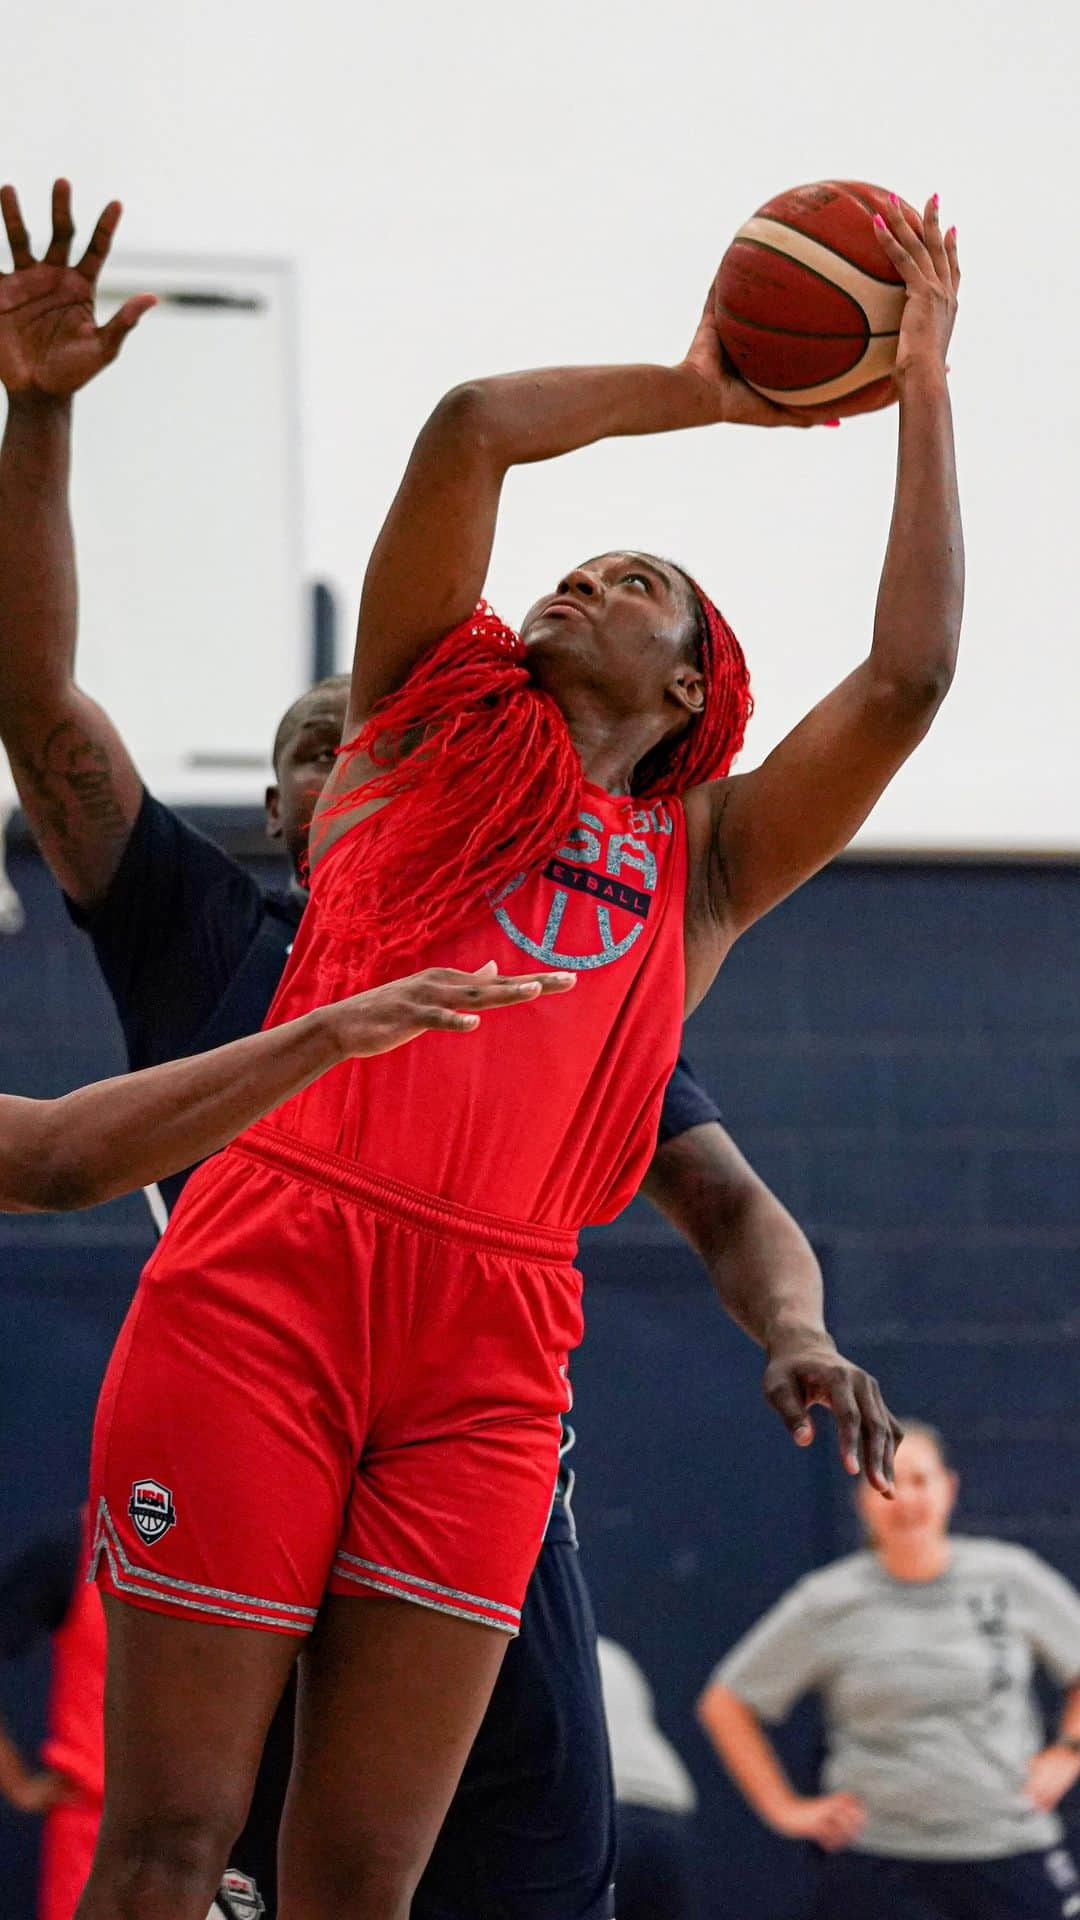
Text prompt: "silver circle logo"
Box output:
[[491, 807, 670, 972]]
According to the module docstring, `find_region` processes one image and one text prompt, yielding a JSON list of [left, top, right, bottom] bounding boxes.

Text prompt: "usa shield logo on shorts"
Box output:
[[215, 1869, 266, 1920], [128, 1479, 177, 1546]]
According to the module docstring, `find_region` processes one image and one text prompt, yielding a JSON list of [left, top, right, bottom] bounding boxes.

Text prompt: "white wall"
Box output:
[[5, 0, 1077, 848]]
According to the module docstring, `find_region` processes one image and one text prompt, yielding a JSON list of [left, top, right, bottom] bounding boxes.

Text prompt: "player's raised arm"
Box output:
[[344, 308, 860, 740], [0, 964, 573, 1213], [0, 181, 155, 907], [693, 197, 962, 948]]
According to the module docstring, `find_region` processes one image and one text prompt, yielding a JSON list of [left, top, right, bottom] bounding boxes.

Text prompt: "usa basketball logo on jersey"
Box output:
[[491, 802, 673, 971], [128, 1479, 177, 1546]]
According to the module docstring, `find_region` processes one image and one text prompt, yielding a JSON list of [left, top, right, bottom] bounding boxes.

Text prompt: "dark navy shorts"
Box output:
[[817, 1843, 1080, 1919], [229, 1502, 616, 1920], [413, 1503, 616, 1920], [615, 1805, 700, 1920]]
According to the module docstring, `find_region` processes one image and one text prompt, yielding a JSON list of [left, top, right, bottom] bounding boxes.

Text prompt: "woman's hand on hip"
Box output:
[[1025, 1745, 1080, 1813], [773, 1791, 867, 1851]]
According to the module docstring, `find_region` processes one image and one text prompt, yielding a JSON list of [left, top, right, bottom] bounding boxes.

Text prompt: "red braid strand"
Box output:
[[310, 607, 583, 980], [309, 593, 751, 983]]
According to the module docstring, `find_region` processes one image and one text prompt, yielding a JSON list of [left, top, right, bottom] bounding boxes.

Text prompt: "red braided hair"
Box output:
[[311, 587, 751, 982]]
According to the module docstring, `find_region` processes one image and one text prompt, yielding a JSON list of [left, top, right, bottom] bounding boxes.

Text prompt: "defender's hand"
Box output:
[[763, 1328, 902, 1494], [331, 961, 576, 1056], [0, 180, 155, 397]]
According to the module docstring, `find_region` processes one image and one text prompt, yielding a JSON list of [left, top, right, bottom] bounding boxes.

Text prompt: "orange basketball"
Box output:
[[714, 180, 919, 413]]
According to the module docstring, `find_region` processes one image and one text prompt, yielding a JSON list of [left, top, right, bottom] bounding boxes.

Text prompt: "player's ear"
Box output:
[[669, 663, 705, 716], [265, 784, 282, 841]]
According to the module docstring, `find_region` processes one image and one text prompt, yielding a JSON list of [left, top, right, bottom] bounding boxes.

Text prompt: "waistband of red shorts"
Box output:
[[237, 1123, 579, 1263]]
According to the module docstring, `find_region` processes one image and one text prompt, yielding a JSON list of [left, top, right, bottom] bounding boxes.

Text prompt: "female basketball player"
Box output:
[[74, 192, 960, 1920]]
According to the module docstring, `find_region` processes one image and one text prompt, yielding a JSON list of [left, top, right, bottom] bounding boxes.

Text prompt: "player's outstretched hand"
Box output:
[[873, 193, 959, 379], [679, 284, 895, 431], [331, 960, 576, 1057], [762, 1330, 903, 1495], [0, 179, 155, 397]]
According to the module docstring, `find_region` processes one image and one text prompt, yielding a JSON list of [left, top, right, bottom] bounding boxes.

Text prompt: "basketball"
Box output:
[[714, 180, 920, 412]]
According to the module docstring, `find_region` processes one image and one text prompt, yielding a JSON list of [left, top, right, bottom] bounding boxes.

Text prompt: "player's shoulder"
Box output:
[[134, 789, 251, 897]]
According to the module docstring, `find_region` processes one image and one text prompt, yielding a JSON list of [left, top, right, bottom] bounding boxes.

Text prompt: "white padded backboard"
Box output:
[[70, 255, 304, 804]]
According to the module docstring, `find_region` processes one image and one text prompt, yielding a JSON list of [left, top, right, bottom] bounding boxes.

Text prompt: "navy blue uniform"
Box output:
[[817, 1845, 1080, 1919], [69, 788, 722, 1920]]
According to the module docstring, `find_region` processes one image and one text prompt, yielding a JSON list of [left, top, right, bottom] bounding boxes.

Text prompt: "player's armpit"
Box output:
[[700, 656, 948, 941], [6, 686, 143, 910]]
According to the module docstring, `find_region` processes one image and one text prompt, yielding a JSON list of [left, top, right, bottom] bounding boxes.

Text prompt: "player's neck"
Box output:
[[567, 706, 665, 797]]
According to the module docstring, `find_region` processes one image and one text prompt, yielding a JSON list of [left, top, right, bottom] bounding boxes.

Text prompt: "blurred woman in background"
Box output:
[[698, 1424, 1080, 1919]]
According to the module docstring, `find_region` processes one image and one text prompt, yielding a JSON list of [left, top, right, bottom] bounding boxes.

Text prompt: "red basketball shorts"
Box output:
[[89, 1125, 582, 1638]]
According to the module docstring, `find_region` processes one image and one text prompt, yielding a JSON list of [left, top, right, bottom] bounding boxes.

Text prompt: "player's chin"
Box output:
[[522, 626, 592, 685]]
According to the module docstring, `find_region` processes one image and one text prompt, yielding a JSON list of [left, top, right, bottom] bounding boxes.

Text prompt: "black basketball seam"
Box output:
[[718, 238, 869, 344], [832, 180, 881, 221], [740, 213, 901, 288], [716, 303, 899, 343]]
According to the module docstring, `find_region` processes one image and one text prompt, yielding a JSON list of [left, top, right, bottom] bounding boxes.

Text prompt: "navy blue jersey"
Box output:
[[658, 1055, 722, 1141], [67, 789, 302, 1214]]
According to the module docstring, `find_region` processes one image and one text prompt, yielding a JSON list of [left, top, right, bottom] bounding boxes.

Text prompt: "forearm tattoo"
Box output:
[[19, 717, 132, 851]]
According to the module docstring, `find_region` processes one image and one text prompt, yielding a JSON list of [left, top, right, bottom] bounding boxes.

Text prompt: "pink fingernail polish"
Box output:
[[931, 192, 940, 209], [825, 418, 841, 428], [947, 225, 957, 239], [889, 192, 900, 206], [873, 213, 886, 229]]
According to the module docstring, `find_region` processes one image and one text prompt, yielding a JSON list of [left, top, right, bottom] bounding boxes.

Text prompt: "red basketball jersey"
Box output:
[[258, 783, 687, 1228]]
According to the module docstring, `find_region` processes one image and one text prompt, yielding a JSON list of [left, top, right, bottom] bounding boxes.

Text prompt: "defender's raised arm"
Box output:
[[0, 181, 153, 907]]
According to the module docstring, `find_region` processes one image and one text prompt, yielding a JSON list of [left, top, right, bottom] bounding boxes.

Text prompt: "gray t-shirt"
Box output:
[[714, 1538, 1080, 1861]]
